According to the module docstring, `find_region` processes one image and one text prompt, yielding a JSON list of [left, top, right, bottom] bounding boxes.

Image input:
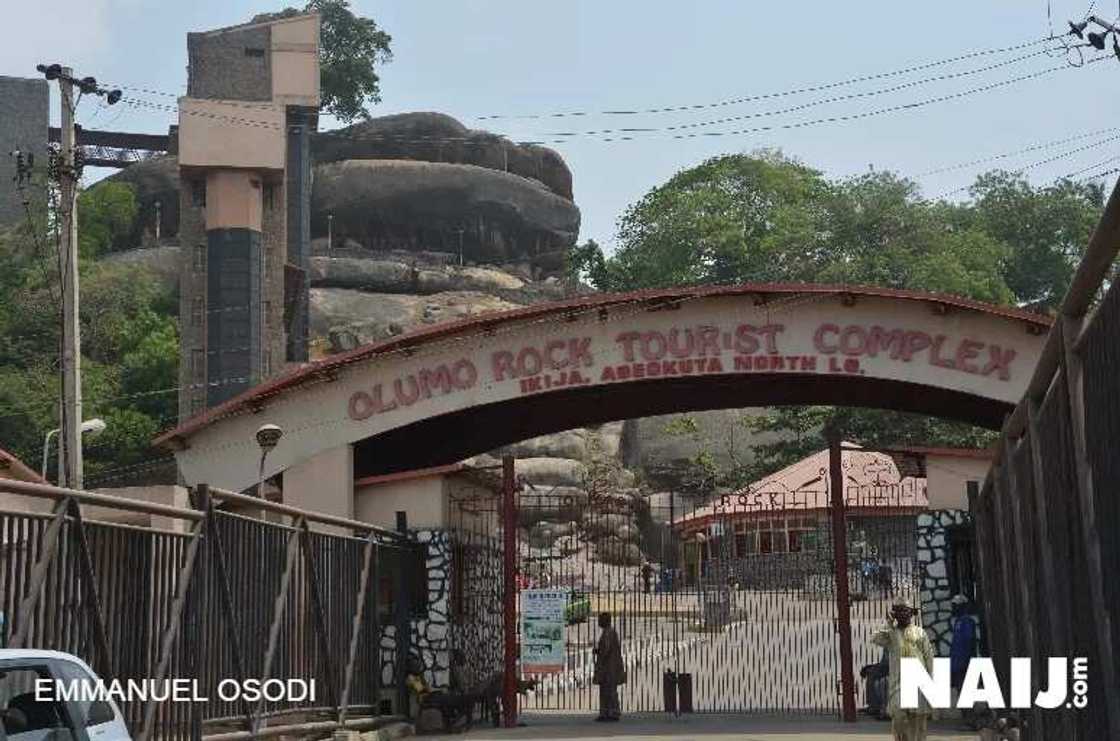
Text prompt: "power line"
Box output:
[[1062, 153, 1120, 179], [663, 59, 1101, 144], [117, 56, 1099, 148], [473, 37, 1060, 121], [914, 126, 1120, 177], [541, 49, 1053, 138], [109, 36, 1060, 129], [1077, 166, 1120, 182], [935, 130, 1120, 198]]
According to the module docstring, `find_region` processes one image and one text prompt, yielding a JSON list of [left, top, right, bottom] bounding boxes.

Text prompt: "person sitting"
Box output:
[[405, 655, 475, 732], [859, 649, 889, 720]]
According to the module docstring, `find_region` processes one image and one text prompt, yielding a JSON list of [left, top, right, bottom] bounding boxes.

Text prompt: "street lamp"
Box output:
[[42, 418, 107, 483], [254, 424, 283, 499]]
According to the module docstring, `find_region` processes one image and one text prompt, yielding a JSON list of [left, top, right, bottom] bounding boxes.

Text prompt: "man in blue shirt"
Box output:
[[949, 595, 977, 689], [949, 594, 979, 727]]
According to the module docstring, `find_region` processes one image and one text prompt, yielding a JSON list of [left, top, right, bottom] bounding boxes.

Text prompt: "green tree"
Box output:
[[964, 172, 1105, 311], [604, 151, 833, 290], [0, 189, 178, 485], [77, 181, 137, 258], [256, 0, 393, 123], [587, 152, 1101, 489]]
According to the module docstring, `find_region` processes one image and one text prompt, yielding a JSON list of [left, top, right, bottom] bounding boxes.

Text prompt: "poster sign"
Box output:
[[521, 589, 568, 674]]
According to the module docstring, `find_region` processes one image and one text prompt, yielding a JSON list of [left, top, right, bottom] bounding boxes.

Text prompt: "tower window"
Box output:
[[191, 348, 205, 382], [191, 181, 206, 207], [191, 297, 204, 327], [193, 245, 206, 273]]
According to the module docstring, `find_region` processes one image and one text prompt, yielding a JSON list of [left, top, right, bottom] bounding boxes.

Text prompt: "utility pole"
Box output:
[[37, 63, 121, 490], [58, 67, 82, 489]]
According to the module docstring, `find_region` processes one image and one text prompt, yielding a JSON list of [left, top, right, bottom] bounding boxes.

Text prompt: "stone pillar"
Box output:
[[918, 509, 972, 656]]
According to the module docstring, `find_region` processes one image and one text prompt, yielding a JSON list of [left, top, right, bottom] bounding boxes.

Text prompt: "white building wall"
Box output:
[[926, 455, 990, 510]]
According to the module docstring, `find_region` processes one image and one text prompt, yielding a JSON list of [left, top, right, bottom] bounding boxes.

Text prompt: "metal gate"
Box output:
[[506, 444, 922, 716]]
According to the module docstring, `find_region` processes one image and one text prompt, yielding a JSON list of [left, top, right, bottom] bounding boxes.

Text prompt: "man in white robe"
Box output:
[[872, 601, 935, 741]]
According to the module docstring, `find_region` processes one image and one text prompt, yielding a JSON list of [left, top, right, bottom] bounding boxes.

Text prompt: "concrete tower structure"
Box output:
[[0, 76, 49, 229], [176, 14, 319, 419]]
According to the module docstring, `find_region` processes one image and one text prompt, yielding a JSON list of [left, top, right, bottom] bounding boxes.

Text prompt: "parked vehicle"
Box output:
[[565, 591, 591, 624], [0, 650, 131, 741]]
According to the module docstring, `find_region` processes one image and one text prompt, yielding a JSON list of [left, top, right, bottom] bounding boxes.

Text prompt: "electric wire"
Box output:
[[114, 56, 1096, 147], [473, 37, 1061, 121], [914, 126, 1120, 177], [540, 49, 1055, 139], [935, 129, 1120, 198]]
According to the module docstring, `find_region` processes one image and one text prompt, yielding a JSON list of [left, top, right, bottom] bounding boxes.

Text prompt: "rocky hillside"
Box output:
[[103, 111, 766, 570]]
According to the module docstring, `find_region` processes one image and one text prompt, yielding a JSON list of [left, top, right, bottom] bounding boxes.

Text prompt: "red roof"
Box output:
[[0, 447, 47, 485], [154, 282, 1052, 449], [676, 443, 929, 529], [879, 445, 995, 460], [354, 462, 502, 491]]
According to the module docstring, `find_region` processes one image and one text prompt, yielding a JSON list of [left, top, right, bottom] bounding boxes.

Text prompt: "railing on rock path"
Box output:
[[0, 479, 418, 741], [976, 179, 1120, 741]]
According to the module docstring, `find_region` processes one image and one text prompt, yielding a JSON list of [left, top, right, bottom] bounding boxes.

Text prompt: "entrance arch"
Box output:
[[157, 283, 1049, 490]]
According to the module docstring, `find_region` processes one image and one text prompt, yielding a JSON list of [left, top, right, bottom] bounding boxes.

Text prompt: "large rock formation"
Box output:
[[313, 112, 574, 200], [312, 159, 578, 271], [99, 111, 770, 578], [107, 112, 579, 277]]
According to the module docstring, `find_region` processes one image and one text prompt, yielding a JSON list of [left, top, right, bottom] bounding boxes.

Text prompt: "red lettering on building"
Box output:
[[492, 337, 595, 381], [347, 359, 478, 420], [929, 335, 956, 369], [814, 324, 840, 354], [981, 346, 1016, 381], [955, 339, 984, 374]]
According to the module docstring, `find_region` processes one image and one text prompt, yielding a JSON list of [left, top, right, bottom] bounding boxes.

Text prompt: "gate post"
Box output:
[[827, 431, 858, 722], [501, 455, 519, 728]]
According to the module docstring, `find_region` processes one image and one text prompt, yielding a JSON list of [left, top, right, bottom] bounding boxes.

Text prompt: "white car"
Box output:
[[0, 650, 131, 741]]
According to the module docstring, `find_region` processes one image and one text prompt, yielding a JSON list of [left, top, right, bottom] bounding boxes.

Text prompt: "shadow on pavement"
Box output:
[[453, 712, 974, 740]]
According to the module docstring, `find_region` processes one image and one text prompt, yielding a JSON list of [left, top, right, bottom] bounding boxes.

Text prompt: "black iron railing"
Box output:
[[0, 480, 416, 741]]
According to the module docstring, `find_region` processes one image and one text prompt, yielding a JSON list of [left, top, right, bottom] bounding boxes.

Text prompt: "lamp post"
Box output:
[[42, 418, 107, 485], [254, 424, 283, 499]]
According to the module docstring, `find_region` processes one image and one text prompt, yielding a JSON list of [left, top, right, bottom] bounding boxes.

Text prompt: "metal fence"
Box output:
[[507, 455, 921, 717], [976, 181, 1120, 740], [0, 480, 421, 741]]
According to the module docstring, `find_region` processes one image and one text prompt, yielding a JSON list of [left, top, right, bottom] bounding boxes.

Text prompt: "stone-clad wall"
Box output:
[[917, 509, 970, 656], [379, 530, 452, 691], [378, 528, 504, 699]]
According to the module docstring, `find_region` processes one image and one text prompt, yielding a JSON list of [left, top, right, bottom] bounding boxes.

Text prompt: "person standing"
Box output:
[[872, 601, 934, 741], [949, 595, 978, 724], [593, 612, 624, 722], [641, 562, 653, 594]]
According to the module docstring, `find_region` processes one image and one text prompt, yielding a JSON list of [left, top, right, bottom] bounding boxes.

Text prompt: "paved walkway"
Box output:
[[449, 713, 974, 741]]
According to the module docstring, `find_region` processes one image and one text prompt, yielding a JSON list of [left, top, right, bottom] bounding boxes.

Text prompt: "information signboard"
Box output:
[[521, 589, 568, 674]]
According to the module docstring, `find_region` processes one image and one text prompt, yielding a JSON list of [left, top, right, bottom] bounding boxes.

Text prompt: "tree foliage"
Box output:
[[257, 0, 393, 123], [78, 181, 138, 258], [0, 186, 177, 485], [570, 151, 1107, 489]]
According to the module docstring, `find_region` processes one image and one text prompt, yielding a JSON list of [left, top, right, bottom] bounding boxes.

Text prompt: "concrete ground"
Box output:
[[448, 713, 974, 741]]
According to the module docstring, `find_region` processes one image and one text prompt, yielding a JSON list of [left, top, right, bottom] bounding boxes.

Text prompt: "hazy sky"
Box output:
[[4, 1, 1118, 250]]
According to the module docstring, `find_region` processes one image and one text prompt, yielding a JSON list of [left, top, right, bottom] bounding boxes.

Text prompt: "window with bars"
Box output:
[[190, 180, 206, 207], [191, 348, 204, 382]]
